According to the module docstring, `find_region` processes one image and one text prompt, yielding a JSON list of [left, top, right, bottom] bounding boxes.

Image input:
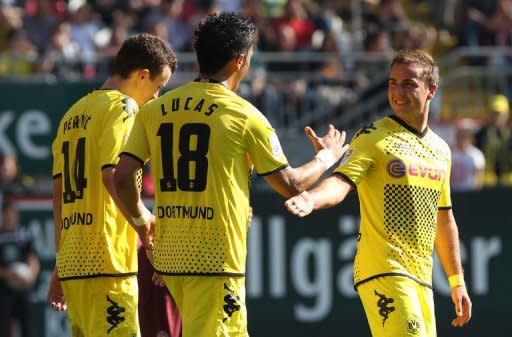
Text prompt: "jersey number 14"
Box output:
[[61, 137, 87, 204]]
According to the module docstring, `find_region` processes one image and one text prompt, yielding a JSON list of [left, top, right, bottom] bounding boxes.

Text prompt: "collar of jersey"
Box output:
[[387, 114, 428, 138], [194, 77, 226, 87]]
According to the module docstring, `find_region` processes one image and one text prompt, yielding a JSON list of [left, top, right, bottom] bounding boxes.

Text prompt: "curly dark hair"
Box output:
[[112, 33, 177, 80], [193, 12, 256, 75]]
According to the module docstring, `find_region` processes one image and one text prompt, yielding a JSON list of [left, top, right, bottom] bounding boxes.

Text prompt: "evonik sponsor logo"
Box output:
[[386, 160, 446, 181]]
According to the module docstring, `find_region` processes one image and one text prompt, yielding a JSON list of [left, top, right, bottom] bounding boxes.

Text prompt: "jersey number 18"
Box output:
[[158, 123, 210, 192]]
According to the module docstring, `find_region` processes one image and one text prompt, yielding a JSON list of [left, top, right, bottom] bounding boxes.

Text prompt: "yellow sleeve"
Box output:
[[334, 130, 377, 186], [99, 97, 138, 168], [121, 112, 150, 164], [245, 110, 288, 175]]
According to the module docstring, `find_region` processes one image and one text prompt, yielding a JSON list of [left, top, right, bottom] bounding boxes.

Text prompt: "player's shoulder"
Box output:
[[426, 127, 451, 153], [101, 90, 138, 114], [351, 116, 389, 143]]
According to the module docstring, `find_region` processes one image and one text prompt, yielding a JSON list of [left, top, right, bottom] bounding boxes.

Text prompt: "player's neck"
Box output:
[[394, 112, 429, 134], [101, 76, 120, 90], [101, 76, 142, 106], [198, 69, 238, 91]]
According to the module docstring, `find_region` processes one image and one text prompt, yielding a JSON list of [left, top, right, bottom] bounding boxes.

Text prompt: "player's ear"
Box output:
[[138, 68, 151, 81], [427, 83, 437, 100], [235, 53, 246, 70]]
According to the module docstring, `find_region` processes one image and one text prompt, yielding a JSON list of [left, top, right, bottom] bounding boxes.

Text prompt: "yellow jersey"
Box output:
[[52, 89, 139, 280], [334, 115, 452, 288], [121, 79, 288, 276]]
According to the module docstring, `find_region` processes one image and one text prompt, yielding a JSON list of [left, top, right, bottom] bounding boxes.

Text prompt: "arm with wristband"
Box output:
[[435, 209, 472, 328]]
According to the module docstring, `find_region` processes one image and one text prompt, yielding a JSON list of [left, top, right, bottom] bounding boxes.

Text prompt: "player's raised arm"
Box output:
[[263, 125, 349, 198]]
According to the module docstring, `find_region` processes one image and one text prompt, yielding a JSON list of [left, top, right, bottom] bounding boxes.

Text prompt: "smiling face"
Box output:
[[388, 62, 437, 125]]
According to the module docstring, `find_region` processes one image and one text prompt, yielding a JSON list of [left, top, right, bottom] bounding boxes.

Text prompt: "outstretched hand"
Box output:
[[451, 285, 472, 327], [304, 124, 349, 161], [285, 191, 314, 217]]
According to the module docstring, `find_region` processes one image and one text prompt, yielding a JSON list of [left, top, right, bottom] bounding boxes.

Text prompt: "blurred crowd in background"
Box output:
[[0, 0, 511, 80], [0, 0, 511, 190]]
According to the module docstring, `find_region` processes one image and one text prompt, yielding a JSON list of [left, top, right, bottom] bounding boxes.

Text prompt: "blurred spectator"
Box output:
[[364, 0, 408, 38], [485, 0, 512, 65], [0, 28, 38, 76], [140, 0, 191, 52], [68, 3, 102, 79], [0, 4, 24, 51], [429, 0, 458, 31], [269, 0, 316, 51], [455, 0, 498, 65], [90, 0, 125, 26], [261, 0, 286, 17], [0, 197, 40, 337], [0, 154, 34, 206], [475, 94, 512, 186], [95, 9, 137, 77], [393, 22, 437, 53], [24, 0, 67, 19], [183, 0, 219, 38], [215, 0, 242, 13], [37, 21, 81, 80], [22, 0, 60, 53], [239, 29, 281, 125], [451, 119, 486, 191]]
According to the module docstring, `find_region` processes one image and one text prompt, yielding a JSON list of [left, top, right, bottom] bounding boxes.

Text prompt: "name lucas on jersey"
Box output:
[[61, 212, 93, 229], [157, 205, 214, 220], [160, 96, 218, 116]]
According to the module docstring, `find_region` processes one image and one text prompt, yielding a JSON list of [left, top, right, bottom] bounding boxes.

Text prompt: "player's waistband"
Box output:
[[155, 270, 245, 278], [354, 272, 432, 290], [59, 272, 138, 281]]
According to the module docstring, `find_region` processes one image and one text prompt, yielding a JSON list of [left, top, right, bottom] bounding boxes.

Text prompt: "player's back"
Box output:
[[132, 79, 286, 275], [52, 90, 139, 279]]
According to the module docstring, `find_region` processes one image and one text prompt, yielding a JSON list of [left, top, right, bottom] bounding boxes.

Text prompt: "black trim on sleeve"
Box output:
[[53, 173, 62, 179], [333, 172, 357, 190], [438, 206, 452, 210], [258, 164, 289, 176], [101, 164, 116, 170], [354, 272, 433, 290], [119, 152, 145, 167]]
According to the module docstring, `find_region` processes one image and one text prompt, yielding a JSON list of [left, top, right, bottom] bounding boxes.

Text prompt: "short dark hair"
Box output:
[[390, 49, 439, 88], [112, 33, 177, 79], [193, 12, 256, 75]]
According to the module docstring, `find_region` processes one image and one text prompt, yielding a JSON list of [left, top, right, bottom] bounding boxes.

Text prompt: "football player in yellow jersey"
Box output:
[[47, 33, 177, 337], [286, 49, 472, 337], [114, 12, 348, 337]]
